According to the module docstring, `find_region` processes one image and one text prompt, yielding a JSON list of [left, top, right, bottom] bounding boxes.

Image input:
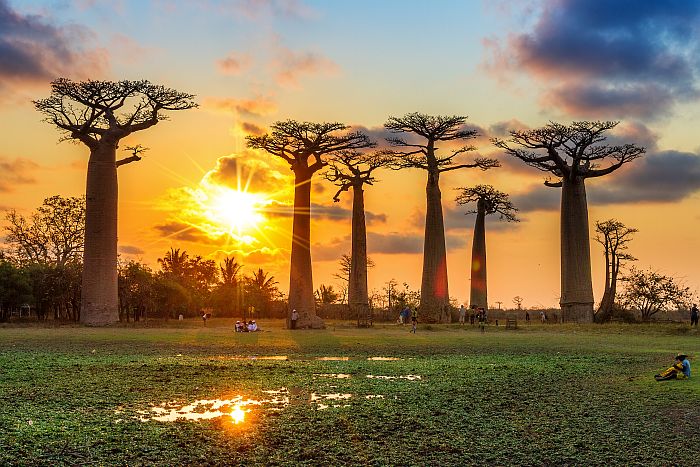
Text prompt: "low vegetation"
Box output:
[[1, 322, 698, 465]]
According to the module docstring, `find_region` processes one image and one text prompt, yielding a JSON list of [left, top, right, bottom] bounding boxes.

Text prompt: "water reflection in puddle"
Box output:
[[139, 390, 290, 423], [313, 373, 351, 379], [310, 392, 352, 410], [315, 356, 350, 361], [228, 355, 289, 361], [366, 375, 422, 381], [367, 357, 401, 361]]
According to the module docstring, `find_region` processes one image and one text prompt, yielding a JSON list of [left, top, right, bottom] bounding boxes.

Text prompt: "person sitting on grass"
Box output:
[[248, 320, 258, 332], [655, 354, 691, 381]]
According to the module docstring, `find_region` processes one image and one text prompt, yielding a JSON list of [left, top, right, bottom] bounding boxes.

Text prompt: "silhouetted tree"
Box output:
[[594, 219, 637, 322], [34, 79, 197, 325], [157, 248, 217, 316], [456, 185, 518, 312], [245, 268, 281, 316], [0, 260, 32, 322], [118, 260, 155, 322], [385, 113, 498, 322], [247, 121, 373, 328], [315, 284, 339, 305], [494, 121, 644, 322], [512, 296, 524, 310], [621, 268, 693, 320], [325, 151, 391, 321], [4, 195, 85, 267]]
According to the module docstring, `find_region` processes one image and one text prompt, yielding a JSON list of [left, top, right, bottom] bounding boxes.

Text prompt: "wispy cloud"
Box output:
[[0, 157, 38, 192], [216, 51, 253, 75], [274, 45, 339, 88], [203, 96, 277, 117]]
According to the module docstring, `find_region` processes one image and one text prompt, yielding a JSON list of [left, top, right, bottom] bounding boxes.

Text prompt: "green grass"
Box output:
[[1, 320, 699, 465]]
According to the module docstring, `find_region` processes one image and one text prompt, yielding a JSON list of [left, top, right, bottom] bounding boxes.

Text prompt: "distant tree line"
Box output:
[[0, 196, 283, 322]]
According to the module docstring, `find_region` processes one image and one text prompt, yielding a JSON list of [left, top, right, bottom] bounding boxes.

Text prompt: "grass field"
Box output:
[[1, 320, 698, 466]]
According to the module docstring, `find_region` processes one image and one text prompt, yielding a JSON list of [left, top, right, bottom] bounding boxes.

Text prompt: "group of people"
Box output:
[[397, 306, 418, 333], [457, 304, 487, 326], [235, 320, 258, 332]]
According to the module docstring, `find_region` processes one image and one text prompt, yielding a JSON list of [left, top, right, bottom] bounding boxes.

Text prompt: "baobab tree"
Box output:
[[594, 219, 637, 322], [247, 121, 374, 329], [455, 185, 518, 313], [324, 151, 392, 322], [34, 79, 197, 325], [493, 121, 644, 322], [385, 113, 499, 323]]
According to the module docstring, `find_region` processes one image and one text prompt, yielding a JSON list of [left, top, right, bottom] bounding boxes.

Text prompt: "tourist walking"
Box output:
[[691, 304, 698, 326], [459, 304, 466, 325]]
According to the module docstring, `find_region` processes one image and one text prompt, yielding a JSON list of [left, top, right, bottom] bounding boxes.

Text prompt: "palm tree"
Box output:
[[246, 268, 280, 315], [220, 257, 244, 286], [158, 248, 190, 280]]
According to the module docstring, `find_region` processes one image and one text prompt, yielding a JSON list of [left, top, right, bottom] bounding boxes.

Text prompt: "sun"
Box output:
[[230, 405, 246, 424], [202, 186, 267, 236]]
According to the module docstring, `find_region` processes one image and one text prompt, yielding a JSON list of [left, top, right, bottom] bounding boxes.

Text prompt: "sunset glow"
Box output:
[[230, 405, 246, 424], [203, 187, 267, 235]]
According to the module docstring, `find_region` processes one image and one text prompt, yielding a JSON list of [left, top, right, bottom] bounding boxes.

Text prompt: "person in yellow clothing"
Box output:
[[655, 354, 691, 381]]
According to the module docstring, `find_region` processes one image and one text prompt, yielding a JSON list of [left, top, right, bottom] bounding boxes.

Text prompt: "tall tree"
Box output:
[[594, 219, 637, 322], [385, 113, 499, 323], [4, 195, 85, 267], [324, 151, 391, 322], [34, 79, 197, 325], [455, 185, 518, 313], [494, 121, 644, 322], [214, 257, 244, 316], [247, 121, 374, 329]]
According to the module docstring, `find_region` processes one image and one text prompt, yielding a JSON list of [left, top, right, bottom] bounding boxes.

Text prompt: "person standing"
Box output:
[[690, 304, 698, 326], [411, 308, 418, 333], [459, 304, 466, 325], [525, 311, 530, 323], [290, 309, 299, 330]]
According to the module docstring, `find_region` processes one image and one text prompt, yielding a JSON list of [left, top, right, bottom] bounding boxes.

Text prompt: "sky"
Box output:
[[1, 0, 700, 309]]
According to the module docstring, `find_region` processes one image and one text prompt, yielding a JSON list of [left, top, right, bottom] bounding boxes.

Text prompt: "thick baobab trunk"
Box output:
[[469, 200, 487, 312], [559, 177, 594, 322], [420, 170, 450, 323], [288, 169, 324, 329], [349, 184, 370, 322], [81, 143, 119, 325]]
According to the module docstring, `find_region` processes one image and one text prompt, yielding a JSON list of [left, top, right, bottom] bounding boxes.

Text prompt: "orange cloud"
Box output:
[[274, 46, 340, 88], [0, 157, 39, 192], [203, 96, 277, 117], [216, 51, 253, 75]]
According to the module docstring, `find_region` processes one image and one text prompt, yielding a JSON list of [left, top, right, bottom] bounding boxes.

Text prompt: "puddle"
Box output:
[[366, 375, 422, 381], [365, 394, 385, 399], [367, 357, 402, 361], [139, 390, 290, 423], [228, 355, 289, 361], [315, 357, 349, 361], [313, 373, 352, 379], [310, 392, 352, 410]]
